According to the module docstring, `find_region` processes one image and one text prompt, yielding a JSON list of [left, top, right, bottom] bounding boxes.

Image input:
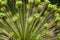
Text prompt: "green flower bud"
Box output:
[[44, 23, 49, 29], [27, 5, 30, 10], [16, 1, 22, 7], [27, 17, 33, 24], [40, 17, 43, 20], [44, 0, 50, 4], [36, 35, 42, 40], [1, 7, 6, 12], [0, 0, 2, 2], [12, 16, 18, 22], [48, 4, 57, 11], [6, 18, 11, 23], [57, 34, 60, 40], [38, 4, 43, 10], [28, 0, 34, 4], [48, 4, 51, 8], [1, 1, 7, 6], [45, 31, 54, 36], [34, 13, 40, 19], [0, 0, 2, 3], [0, 28, 2, 33], [0, 13, 6, 18], [57, 8, 60, 13], [9, 32, 15, 37], [55, 13, 60, 21], [44, 11, 49, 15], [34, 0, 41, 4], [45, 31, 49, 35], [0, 19, 3, 22], [57, 22, 60, 27], [55, 13, 59, 17], [1, 7, 4, 12], [56, 17, 60, 21]]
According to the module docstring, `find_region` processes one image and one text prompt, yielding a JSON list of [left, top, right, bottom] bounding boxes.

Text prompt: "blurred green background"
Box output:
[[50, 0, 60, 6], [42, 0, 60, 6]]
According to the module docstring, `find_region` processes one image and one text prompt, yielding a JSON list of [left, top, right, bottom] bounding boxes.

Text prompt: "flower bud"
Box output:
[[45, 31, 54, 36], [56, 17, 60, 21], [57, 8, 60, 13], [44, 23, 49, 29], [48, 4, 57, 11], [16, 1, 22, 7], [9, 32, 15, 37], [0, 19, 3, 22], [1, 1, 7, 6], [36, 35, 42, 40], [28, 0, 34, 4], [55, 13, 60, 21], [44, 0, 50, 5], [57, 22, 60, 27], [55, 13, 59, 17], [38, 4, 43, 10], [44, 11, 49, 15], [12, 16, 18, 22], [0, 13, 6, 18], [57, 34, 60, 40], [34, 13, 40, 19], [45, 31, 49, 35], [0, 0, 2, 3], [27, 16, 33, 24], [1, 7, 6, 12], [0, 28, 2, 33], [27, 4, 30, 10], [34, 0, 41, 4], [6, 18, 10, 23]]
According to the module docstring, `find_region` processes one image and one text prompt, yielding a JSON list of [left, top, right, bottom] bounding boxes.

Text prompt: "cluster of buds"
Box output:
[[0, 0, 60, 40], [55, 13, 60, 21]]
